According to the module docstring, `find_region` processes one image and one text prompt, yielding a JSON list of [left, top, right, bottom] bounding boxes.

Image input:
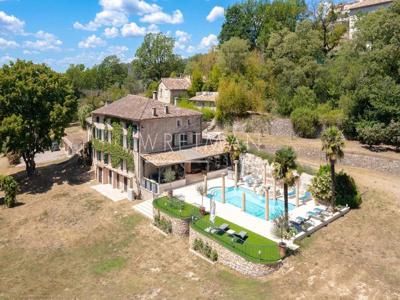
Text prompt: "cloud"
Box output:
[[121, 22, 146, 37], [107, 45, 129, 56], [146, 24, 159, 34], [200, 34, 218, 48], [104, 27, 119, 38], [24, 30, 63, 51], [0, 37, 18, 49], [0, 11, 25, 34], [174, 30, 191, 51], [140, 9, 183, 24], [78, 34, 106, 48], [73, 0, 180, 32], [206, 6, 224, 22], [99, 0, 160, 14], [74, 9, 128, 31], [0, 55, 15, 64]]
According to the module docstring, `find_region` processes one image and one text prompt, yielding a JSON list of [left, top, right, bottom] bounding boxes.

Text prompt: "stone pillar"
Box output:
[[203, 174, 208, 195], [222, 173, 226, 204], [273, 178, 277, 200], [265, 188, 270, 221], [296, 178, 300, 207], [112, 172, 117, 189], [242, 192, 246, 212], [234, 160, 239, 188]]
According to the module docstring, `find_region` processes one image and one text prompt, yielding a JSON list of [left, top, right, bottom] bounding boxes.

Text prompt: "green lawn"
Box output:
[[153, 196, 199, 219], [191, 215, 281, 263]]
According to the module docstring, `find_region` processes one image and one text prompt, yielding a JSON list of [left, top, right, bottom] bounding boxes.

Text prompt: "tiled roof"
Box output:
[[344, 0, 393, 10], [92, 94, 201, 121], [189, 92, 218, 102], [161, 77, 191, 90], [141, 142, 227, 167]]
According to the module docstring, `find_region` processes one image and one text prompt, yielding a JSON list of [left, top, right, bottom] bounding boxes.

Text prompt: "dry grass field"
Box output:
[[0, 151, 399, 299]]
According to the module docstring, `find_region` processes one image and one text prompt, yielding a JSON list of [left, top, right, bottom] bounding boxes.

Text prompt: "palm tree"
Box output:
[[272, 146, 297, 230], [321, 126, 345, 209], [225, 134, 238, 163]]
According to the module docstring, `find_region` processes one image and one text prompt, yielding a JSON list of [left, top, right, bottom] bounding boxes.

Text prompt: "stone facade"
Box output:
[[153, 207, 190, 238], [189, 228, 282, 277]]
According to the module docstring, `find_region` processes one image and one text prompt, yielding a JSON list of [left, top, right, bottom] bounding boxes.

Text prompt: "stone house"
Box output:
[[341, 0, 393, 39], [157, 77, 191, 105], [189, 92, 218, 110], [88, 94, 229, 198]]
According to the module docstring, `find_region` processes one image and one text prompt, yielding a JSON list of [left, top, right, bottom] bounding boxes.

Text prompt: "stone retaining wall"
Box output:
[[189, 228, 282, 277], [233, 116, 296, 137], [253, 143, 400, 176], [153, 208, 190, 238]]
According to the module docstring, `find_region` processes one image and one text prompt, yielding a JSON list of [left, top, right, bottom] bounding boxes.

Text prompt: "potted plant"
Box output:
[[196, 184, 206, 215]]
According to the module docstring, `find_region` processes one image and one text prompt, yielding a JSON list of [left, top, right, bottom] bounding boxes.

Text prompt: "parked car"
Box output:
[[51, 141, 60, 152]]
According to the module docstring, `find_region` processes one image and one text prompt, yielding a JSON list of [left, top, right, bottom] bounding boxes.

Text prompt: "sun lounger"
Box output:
[[290, 221, 304, 233], [307, 211, 324, 221], [235, 231, 248, 241], [218, 223, 229, 232]]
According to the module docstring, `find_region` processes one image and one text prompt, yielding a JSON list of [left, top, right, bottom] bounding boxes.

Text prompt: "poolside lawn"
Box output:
[[153, 196, 199, 219], [192, 215, 281, 263]]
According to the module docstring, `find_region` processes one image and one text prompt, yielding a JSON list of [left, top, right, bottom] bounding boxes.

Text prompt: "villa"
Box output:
[[340, 0, 394, 39], [157, 77, 191, 105], [87, 94, 230, 198]]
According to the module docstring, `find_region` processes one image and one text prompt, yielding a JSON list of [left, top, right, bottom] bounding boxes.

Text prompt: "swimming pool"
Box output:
[[208, 186, 296, 220]]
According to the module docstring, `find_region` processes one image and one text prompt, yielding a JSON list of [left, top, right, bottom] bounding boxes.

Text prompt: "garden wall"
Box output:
[[253, 143, 400, 176], [153, 208, 190, 238], [189, 228, 282, 277], [233, 116, 296, 137]]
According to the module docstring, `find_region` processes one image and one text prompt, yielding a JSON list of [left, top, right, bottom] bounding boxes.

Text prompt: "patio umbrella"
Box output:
[[210, 199, 216, 226]]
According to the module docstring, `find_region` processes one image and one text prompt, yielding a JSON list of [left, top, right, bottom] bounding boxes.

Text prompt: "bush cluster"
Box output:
[[193, 238, 218, 262], [290, 107, 320, 138], [0, 175, 18, 208], [154, 215, 172, 234]]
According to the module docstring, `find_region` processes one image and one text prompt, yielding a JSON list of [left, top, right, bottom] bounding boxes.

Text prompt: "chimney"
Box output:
[[105, 100, 112, 106], [164, 105, 169, 114], [152, 91, 157, 100], [152, 107, 157, 117]]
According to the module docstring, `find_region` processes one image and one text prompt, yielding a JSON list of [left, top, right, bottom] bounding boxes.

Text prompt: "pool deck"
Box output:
[[173, 177, 323, 249]]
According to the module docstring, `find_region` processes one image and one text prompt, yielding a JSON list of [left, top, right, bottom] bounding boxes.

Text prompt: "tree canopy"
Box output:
[[0, 60, 77, 175]]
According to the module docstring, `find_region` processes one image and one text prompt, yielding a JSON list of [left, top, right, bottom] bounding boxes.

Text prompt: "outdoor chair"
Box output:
[[233, 231, 248, 243], [218, 223, 229, 232]]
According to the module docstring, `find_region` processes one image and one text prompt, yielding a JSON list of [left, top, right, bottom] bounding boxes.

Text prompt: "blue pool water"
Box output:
[[208, 186, 296, 220]]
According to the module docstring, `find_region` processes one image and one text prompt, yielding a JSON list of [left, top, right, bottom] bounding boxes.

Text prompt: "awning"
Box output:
[[141, 142, 227, 167]]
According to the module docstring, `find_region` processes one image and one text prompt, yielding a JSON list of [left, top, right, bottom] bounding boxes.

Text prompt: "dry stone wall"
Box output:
[[189, 228, 282, 277], [153, 208, 190, 238]]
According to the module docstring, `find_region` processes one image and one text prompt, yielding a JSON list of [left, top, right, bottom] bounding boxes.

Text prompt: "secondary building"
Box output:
[[341, 0, 394, 39], [189, 92, 218, 110], [157, 77, 191, 105], [88, 94, 230, 198]]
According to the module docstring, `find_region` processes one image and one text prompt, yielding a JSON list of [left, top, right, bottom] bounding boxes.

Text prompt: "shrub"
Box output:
[[0, 175, 18, 208], [192, 238, 218, 262], [335, 171, 362, 208], [200, 108, 215, 122], [384, 121, 400, 149], [154, 215, 172, 234], [356, 122, 385, 147], [308, 165, 333, 206], [309, 165, 362, 208], [290, 107, 320, 138], [6, 152, 20, 165]]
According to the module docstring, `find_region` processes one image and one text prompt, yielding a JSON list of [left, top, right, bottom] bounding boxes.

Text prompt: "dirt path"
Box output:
[[0, 156, 399, 298]]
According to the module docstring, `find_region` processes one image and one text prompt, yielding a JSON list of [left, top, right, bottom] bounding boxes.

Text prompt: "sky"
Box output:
[[0, 0, 238, 72]]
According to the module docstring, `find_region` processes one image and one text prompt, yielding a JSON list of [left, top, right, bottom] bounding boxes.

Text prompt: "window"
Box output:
[[187, 119, 191, 126], [104, 130, 108, 141], [96, 116, 100, 123], [177, 120, 181, 127], [180, 134, 188, 147], [104, 153, 109, 164], [193, 133, 197, 145], [96, 151, 101, 161], [120, 160, 124, 171]]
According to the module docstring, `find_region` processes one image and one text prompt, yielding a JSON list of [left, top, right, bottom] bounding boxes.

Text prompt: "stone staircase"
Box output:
[[133, 199, 154, 220]]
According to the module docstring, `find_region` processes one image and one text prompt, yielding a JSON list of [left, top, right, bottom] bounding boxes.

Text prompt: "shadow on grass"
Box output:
[[12, 155, 92, 195]]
